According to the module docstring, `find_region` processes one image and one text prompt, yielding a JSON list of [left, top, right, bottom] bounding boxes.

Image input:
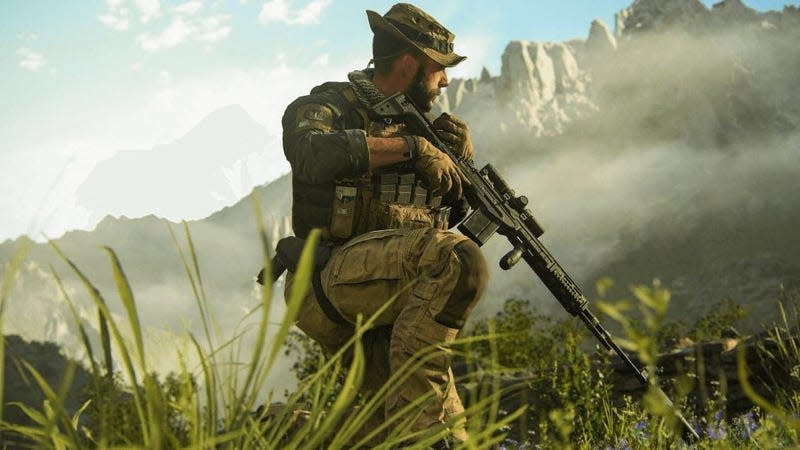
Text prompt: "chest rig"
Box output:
[[327, 71, 451, 241]]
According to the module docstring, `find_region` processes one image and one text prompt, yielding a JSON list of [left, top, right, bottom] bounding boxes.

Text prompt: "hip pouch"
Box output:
[[368, 171, 449, 230], [330, 185, 360, 240], [256, 236, 334, 285], [259, 236, 349, 326], [328, 172, 452, 238], [368, 202, 450, 231]]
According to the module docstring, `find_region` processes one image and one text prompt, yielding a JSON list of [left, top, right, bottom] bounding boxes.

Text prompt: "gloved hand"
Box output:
[[413, 136, 464, 199], [432, 113, 473, 161]]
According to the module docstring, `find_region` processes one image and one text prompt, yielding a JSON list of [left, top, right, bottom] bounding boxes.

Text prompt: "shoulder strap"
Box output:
[[336, 84, 372, 132]]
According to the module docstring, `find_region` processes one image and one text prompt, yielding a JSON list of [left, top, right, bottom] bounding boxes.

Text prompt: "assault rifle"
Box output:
[[372, 93, 700, 442]]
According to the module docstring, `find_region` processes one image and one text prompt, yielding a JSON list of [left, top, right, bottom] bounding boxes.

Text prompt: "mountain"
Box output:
[[433, 0, 800, 325], [434, 0, 800, 157], [0, 174, 293, 388], [1, 0, 799, 387], [77, 104, 286, 222]]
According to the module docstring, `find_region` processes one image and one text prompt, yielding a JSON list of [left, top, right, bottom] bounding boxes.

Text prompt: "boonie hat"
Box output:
[[367, 3, 466, 67]]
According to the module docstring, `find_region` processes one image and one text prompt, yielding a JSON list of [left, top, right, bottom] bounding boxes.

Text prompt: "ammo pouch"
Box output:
[[368, 202, 450, 231], [330, 185, 360, 240], [255, 236, 349, 326], [329, 171, 450, 240]]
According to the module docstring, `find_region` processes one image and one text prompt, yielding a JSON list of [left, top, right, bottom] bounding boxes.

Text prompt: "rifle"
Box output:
[[372, 93, 700, 442]]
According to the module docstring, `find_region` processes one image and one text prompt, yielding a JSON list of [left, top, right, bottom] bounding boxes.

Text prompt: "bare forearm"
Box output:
[[367, 136, 412, 169]]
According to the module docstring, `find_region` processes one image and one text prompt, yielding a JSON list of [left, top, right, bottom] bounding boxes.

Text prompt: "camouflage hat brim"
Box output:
[[367, 9, 466, 68]]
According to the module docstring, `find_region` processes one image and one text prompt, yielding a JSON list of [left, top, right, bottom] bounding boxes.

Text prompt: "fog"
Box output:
[[2, 7, 799, 397], [470, 18, 800, 326], [477, 132, 800, 326]]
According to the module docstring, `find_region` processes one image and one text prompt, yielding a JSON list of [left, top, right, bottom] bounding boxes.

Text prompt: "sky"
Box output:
[[2, 0, 797, 243]]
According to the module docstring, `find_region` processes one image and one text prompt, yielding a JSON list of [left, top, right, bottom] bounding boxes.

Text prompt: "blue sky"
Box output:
[[1, 0, 797, 242]]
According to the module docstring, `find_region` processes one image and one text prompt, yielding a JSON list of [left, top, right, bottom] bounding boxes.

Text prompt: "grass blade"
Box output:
[[104, 247, 145, 371], [0, 237, 32, 426], [48, 241, 151, 445]]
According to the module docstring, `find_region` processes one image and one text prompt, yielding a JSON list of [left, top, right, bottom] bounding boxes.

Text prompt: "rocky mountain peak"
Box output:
[[586, 19, 617, 55], [431, 36, 598, 151], [615, 0, 708, 35], [480, 66, 492, 83], [710, 0, 759, 22]]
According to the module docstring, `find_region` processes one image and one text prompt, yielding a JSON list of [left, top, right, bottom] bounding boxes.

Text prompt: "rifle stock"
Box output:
[[372, 92, 700, 442]]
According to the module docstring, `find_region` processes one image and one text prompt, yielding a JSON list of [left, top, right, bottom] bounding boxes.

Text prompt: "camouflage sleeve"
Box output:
[[282, 96, 369, 184]]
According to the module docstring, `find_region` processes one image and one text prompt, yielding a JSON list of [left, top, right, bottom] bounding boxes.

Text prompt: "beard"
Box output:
[[406, 66, 439, 112]]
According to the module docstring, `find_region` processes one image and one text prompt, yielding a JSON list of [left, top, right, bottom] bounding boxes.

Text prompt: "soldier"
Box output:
[[280, 3, 488, 445]]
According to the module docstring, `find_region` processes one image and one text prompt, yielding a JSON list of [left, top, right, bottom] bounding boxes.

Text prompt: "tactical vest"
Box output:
[[290, 80, 450, 243]]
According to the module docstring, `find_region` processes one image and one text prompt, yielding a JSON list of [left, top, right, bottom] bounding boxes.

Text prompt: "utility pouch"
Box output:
[[330, 185, 359, 240], [368, 202, 435, 230], [257, 237, 348, 326], [277, 236, 333, 272], [255, 236, 334, 285], [367, 202, 452, 231]]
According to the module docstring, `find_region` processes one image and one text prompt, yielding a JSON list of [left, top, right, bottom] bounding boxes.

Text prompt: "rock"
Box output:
[[495, 41, 594, 134], [480, 66, 492, 83], [432, 38, 595, 153], [436, 0, 799, 155], [710, 0, 759, 23], [615, 0, 709, 35], [586, 19, 617, 55]]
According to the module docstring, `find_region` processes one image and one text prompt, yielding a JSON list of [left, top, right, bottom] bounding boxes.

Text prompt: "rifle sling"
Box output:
[[256, 237, 350, 327], [311, 267, 352, 327]]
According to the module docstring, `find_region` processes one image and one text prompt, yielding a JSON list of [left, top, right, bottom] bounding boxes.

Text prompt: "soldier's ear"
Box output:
[[398, 53, 420, 81]]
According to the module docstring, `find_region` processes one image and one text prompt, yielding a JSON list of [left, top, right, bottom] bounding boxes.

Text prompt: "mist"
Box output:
[[2, 2, 798, 398], [477, 132, 800, 323], [467, 14, 800, 327]]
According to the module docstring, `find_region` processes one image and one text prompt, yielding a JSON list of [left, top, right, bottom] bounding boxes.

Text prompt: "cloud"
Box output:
[[137, 13, 231, 50], [312, 53, 329, 67], [197, 15, 232, 42], [98, 9, 131, 31], [157, 70, 172, 85], [99, 0, 229, 49], [258, 0, 331, 25], [133, 0, 162, 23], [446, 33, 492, 80], [1, 49, 363, 243], [99, 0, 161, 30], [173, 0, 203, 15], [138, 16, 193, 50], [17, 48, 47, 72], [16, 32, 38, 41]]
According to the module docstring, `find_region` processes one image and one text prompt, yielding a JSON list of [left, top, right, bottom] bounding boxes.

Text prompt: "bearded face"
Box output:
[[405, 65, 440, 112]]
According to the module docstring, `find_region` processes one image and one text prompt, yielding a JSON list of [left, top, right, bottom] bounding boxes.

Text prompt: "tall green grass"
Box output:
[[0, 237, 32, 447], [3, 193, 800, 448], [0, 195, 520, 449], [462, 280, 800, 449]]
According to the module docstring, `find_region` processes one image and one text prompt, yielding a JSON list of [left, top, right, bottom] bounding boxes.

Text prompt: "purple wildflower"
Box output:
[[608, 438, 631, 450], [736, 410, 758, 439]]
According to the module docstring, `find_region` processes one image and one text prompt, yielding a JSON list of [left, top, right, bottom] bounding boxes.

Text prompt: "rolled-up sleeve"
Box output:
[[282, 98, 369, 184]]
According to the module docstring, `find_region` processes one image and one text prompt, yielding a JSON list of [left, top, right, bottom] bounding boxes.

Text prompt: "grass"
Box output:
[[0, 193, 799, 448], [461, 281, 800, 449], [0, 195, 521, 449]]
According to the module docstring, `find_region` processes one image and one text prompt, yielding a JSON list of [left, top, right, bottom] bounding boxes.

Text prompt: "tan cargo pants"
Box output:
[[285, 227, 488, 443]]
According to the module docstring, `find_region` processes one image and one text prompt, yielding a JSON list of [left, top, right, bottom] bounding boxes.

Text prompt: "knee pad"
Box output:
[[434, 240, 488, 329]]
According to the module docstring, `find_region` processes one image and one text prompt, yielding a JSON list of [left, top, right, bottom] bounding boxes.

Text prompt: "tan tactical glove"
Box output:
[[432, 113, 473, 161], [411, 136, 464, 199]]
